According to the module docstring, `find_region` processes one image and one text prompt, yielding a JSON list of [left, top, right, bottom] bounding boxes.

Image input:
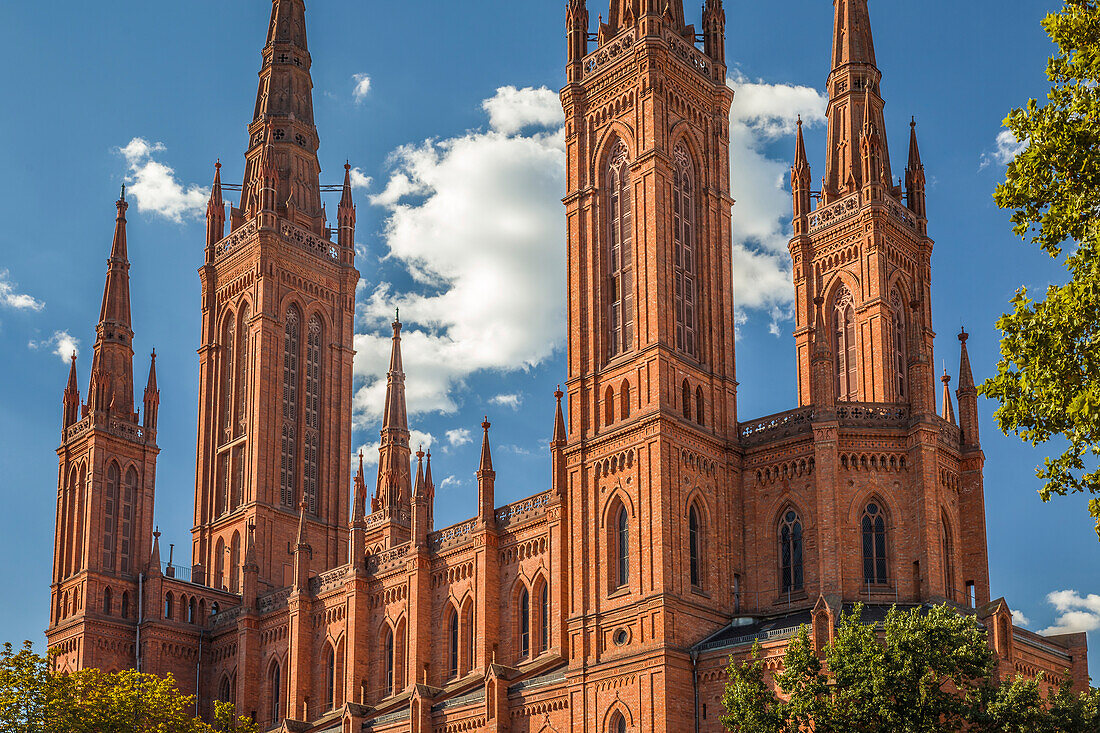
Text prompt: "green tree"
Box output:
[[721, 605, 1098, 732], [0, 642, 255, 733], [983, 0, 1100, 537]]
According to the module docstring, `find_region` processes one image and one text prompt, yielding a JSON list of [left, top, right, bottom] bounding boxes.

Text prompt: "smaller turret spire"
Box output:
[[906, 118, 927, 220], [424, 449, 435, 501], [353, 449, 366, 521], [702, 0, 726, 64], [553, 387, 567, 445], [143, 349, 160, 433], [148, 527, 162, 574], [941, 368, 956, 425], [62, 352, 80, 430], [90, 188, 136, 417], [956, 327, 981, 448], [206, 161, 225, 251], [338, 162, 356, 250], [414, 446, 426, 498], [296, 501, 309, 550], [479, 418, 494, 473], [792, 116, 813, 222], [477, 417, 496, 525]]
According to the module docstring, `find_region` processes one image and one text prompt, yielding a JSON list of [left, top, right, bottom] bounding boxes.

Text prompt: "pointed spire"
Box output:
[[205, 161, 225, 250], [353, 449, 366, 521], [957, 327, 980, 447], [553, 387, 567, 444], [414, 446, 426, 498], [479, 417, 494, 473], [337, 162, 357, 250], [794, 117, 809, 172], [62, 352, 80, 430], [381, 315, 408, 432], [424, 449, 435, 499], [823, 0, 891, 198], [239, 0, 323, 230], [243, 521, 258, 568], [143, 349, 160, 433], [958, 327, 975, 391], [296, 501, 309, 550], [906, 118, 927, 219], [148, 527, 162, 574], [792, 116, 813, 222], [90, 189, 136, 417], [941, 368, 956, 425], [376, 312, 412, 512]]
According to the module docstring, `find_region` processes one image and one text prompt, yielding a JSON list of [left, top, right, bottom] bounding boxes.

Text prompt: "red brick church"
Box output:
[[46, 1, 1089, 731]]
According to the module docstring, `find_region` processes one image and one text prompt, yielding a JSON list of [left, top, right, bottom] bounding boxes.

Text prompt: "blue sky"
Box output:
[[1, 0, 1096, 679]]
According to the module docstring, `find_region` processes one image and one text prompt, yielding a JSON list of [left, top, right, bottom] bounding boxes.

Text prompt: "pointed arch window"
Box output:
[[688, 504, 702, 588], [280, 307, 301, 508], [164, 591, 173, 620], [539, 581, 550, 654], [229, 532, 241, 594], [862, 502, 888, 584], [448, 608, 460, 679], [214, 537, 225, 590], [519, 587, 531, 659], [607, 140, 634, 358], [604, 385, 615, 426], [834, 286, 858, 401], [324, 644, 336, 711], [236, 305, 250, 434], [121, 591, 130, 618], [620, 380, 631, 420], [102, 463, 120, 573], [780, 510, 804, 593], [673, 144, 698, 357], [610, 712, 628, 733], [942, 513, 955, 600], [682, 380, 692, 420], [221, 312, 235, 442], [119, 468, 136, 575], [462, 602, 475, 674], [384, 628, 395, 696], [302, 316, 322, 515], [269, 661, 282, 724], [102, 587, 112, 615], [891, 289, 908, 400], [695, 386, 705, 426], [615, 503, 630, 589]]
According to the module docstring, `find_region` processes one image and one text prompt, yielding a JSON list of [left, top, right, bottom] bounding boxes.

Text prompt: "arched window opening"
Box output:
[[615, 503, 630, 589], [519, 587, 531, 660], [891, 289, 908, 400], [121, 591, 130, 618], [103, 587, 112, 616], [604, 385, 615, 426], [448, 608, 460, 679], [303, 316, 322, 515], [325, 645, 335, 711], [102, 463, 120, 573], [214, 537, 225, 590], [673, 143, 698, 357], [236, 305, 250, 435], [119, 468, 137, 575], [164, 592, 173, 620], [462, 602, 475, 675], [688, 504, 702, 588], [610, 712, 628, 733], [780, 510, 804, 593], [211, 602, 220, 616], [682, 380, 691, 420], [862, 502, 888, 584], [834, 286, 857, 401], [270, 661, 282, 724], [221, 312, 235, 441], [620, 381, 631, 420], [280, 307, 301, 508], [695, 386, 705, 426], [540, 582, 550, 654], [230, 532, 241, 594], [607, 140, 634, 358], [188, 597, 197, 624], [219, 675, 232, 702], [942, 514, 955, 600], [384, 628, 395, 696]]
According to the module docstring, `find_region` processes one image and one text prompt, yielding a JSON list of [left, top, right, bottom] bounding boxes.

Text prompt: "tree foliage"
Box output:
[[721, 605, 1100, 732], [0, 642, 256, 733], [983, 0, 1100, 537]]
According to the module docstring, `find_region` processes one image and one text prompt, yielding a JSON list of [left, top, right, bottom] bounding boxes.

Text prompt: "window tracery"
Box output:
[[280, 307, 300, 508], [862, 502, 888, 584], [607, 140, 634, 358], [780, 510, 804, 593], [673, 144, 698, 356], [834, 286, 858, 401]]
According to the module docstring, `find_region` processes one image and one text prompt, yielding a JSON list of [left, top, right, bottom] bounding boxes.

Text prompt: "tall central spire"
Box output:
[[374, 315, 411, 513], [89, 188, 135, 417], [238, 0, 323, 233], [823, 0, 892, 198]]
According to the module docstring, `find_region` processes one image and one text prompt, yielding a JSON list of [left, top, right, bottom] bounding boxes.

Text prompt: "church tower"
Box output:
[[790, 0, 935, 411], [48, 190, 161, 673], [560, 1, 739, 728], [191, 0, 358, 593]]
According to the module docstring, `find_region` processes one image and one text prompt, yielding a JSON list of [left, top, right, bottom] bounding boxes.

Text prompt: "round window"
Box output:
[[614, 629, 628, 646]]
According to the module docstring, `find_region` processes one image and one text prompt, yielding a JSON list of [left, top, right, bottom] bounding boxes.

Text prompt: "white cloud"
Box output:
[[980, 129, 1027, 169], [29, 330, 80, 364], [727, 74, 828, 331], [349, 167, 372, 191], [0, 270, 44, 311], [354, 428, 434, 469], [1039, 590, 1100, 636], [118, 138, 209, 222], [354, 86, 565, 426], [481, 85, 564, 135], [490, 393, 522, 410], [1011, 609, 1031, 627], [446, 428, 472, 447], [440, 475, 462, 491], [353, 73, 372, 103]]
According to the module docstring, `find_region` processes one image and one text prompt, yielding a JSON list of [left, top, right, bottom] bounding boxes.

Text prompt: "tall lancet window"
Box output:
[[942, 513, 955, 599], [102, 462, 119, 573], [891, 289, 908, 400], [221, 314, 235, 441], [302, 316, 322, 515], [119, 468, 137, 575], [280, 307, 301, 508], [862, 502, 888, 584], [834, 286, 858, 401], [673, 144, 698, 356], [236, 305, 250, 434], [607, 140, 634, 358], [779, 510, 804, 593]]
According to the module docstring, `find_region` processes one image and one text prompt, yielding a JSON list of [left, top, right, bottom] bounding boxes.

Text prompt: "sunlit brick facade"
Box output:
[[46, 1, 1088, 731]]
